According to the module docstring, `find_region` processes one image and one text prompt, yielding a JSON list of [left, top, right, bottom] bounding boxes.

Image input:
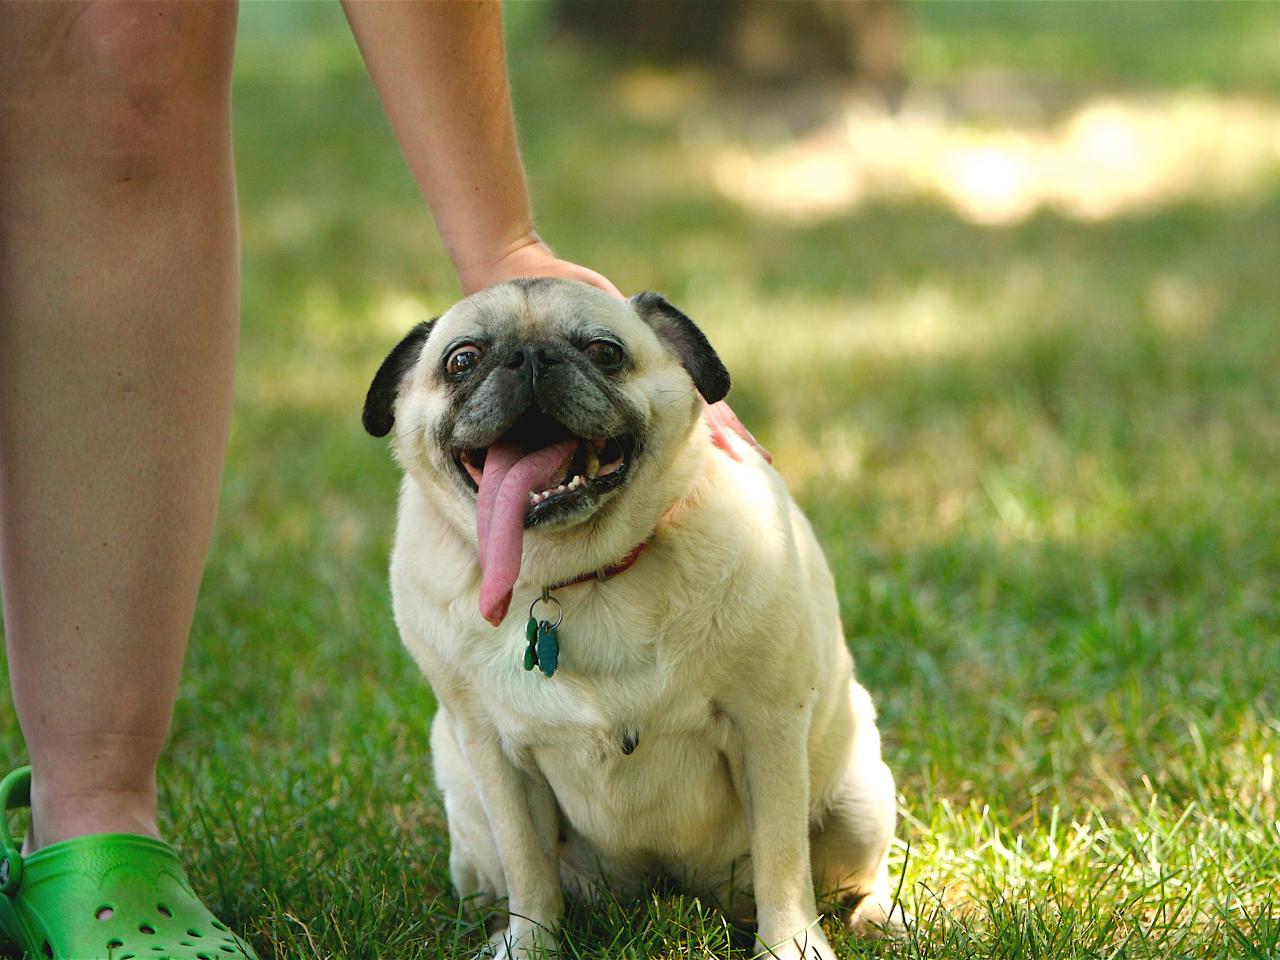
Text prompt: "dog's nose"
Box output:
[[531, 345, 564, 379], [503, 349, 527, 370]]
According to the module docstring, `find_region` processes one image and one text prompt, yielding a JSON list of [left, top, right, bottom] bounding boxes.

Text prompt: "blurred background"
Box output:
[[3, 2, 1278, 957]]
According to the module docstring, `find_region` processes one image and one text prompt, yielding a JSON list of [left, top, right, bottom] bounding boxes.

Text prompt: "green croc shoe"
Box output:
[[0, 766, 258, 960]]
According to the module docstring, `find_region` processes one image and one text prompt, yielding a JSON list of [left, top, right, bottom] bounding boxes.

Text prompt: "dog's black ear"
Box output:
[[630, 292, 731, 404], [362, 320, 436, 438]]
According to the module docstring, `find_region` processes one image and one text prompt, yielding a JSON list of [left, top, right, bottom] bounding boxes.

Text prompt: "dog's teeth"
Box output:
[[530, 476, 588, 503], [587, 451, 600, 479]]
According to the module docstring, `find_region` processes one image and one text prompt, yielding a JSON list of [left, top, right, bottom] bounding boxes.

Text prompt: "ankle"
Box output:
[[19, 734, 166, 851], [27, 781, 161, 853]]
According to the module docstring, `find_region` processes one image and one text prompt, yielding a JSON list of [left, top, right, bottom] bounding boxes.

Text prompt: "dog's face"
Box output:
[[364, 278, 729, 621]]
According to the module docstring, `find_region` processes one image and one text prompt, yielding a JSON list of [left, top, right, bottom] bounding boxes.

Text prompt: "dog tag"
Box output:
[[536, 620, 559, 678], [523, 617, 539, 671]]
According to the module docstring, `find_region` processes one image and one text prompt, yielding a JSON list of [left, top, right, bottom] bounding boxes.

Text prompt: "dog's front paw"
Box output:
[[754, 926, 837, 960], [481, 921, 560, 960], [846, 894, 912, 940]]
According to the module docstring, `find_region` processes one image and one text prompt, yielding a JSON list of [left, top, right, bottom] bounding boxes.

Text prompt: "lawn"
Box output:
[[2, 2, 1279, 958]]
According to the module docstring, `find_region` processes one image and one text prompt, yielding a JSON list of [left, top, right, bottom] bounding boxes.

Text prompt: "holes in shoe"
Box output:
[[138, 924, 155, 935], [211, 921, 228, 932], [157, 904, 173, 918], [219, 948, 236, 954], [96, 906, 115, 921], [42, 943, 53, 959], [188, 929, 203, 938], [107, 939, 125, 950], [197, 953, 213, 960]]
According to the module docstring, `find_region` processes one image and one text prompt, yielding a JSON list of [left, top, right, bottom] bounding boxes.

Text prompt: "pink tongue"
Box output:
[[475, 437, 577, 626]]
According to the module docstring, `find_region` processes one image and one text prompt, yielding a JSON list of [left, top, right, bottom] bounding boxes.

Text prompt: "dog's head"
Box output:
[[364, 278, 729, 624]]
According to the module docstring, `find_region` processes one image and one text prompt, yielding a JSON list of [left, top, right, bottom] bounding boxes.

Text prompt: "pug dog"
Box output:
[[364, 278, 906, 959]]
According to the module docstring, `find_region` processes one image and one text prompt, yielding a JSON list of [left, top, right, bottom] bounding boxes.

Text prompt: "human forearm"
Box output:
[[344, 2, 768, 455], [341, 0, 535, 285]]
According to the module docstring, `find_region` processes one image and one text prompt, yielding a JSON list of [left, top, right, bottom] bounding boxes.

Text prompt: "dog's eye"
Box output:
[[585, 340, 624, 368], [445, 344, 484, 377]]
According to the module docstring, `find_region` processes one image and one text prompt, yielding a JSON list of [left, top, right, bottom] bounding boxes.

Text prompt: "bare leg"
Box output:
[[0, 0, 239, 850]]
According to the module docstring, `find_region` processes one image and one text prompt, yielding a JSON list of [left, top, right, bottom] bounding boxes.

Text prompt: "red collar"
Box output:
[[550, 540, 649, 591]]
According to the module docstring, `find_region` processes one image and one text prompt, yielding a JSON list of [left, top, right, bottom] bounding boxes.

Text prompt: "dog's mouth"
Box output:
[[451, 409, 638, 626], [452, 409, 635, 526]]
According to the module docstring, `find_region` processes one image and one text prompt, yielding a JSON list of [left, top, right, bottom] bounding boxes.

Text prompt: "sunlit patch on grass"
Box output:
[[1146, 273, 1220, 335], [239, 286, 443, 412], [896, 703, 1280, 946], [371, 289, 442, 339], [616, 65, 713, 123], [712, 89, 1280, 225], [703, 281, 990, 375]]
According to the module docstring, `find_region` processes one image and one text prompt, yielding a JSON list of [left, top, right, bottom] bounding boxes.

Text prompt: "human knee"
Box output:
[[4, 1, 236, 174]]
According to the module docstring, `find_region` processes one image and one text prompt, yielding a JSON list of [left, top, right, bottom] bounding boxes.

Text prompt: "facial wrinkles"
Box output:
[[408, 293, 700, 527]]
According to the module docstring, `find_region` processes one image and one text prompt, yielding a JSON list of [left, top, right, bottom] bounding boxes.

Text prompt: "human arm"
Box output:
[[341, 0, 618, 297], [343, 1, 767, 459]]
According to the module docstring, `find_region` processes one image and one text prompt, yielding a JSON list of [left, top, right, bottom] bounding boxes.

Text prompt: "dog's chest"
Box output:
[[488, 652, 719, 755], [469, 590, 703, 747], [484, 651, 746, 862]]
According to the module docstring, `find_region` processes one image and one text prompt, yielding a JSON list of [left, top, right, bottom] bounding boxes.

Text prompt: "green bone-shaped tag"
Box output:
[[536, 620, 559, 678], [523, 616, 538, 671]]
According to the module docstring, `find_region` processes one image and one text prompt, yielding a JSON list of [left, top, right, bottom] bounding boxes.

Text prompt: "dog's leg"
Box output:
[[448, 711, 563, 960], [432, 708, 507, 915], [809, 685, 909, 938], [728, 705, 837, 960]]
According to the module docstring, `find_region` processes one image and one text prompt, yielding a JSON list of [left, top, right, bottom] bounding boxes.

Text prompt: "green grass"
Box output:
[[3, 2, 1279, 957]]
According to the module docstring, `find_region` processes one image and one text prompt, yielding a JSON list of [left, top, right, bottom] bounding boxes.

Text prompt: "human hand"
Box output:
[[704, 400, 771, 464], [457, 233, 622, 298]]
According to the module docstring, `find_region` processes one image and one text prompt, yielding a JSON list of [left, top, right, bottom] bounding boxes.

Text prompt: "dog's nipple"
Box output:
[[620, 728, 640, 755]]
